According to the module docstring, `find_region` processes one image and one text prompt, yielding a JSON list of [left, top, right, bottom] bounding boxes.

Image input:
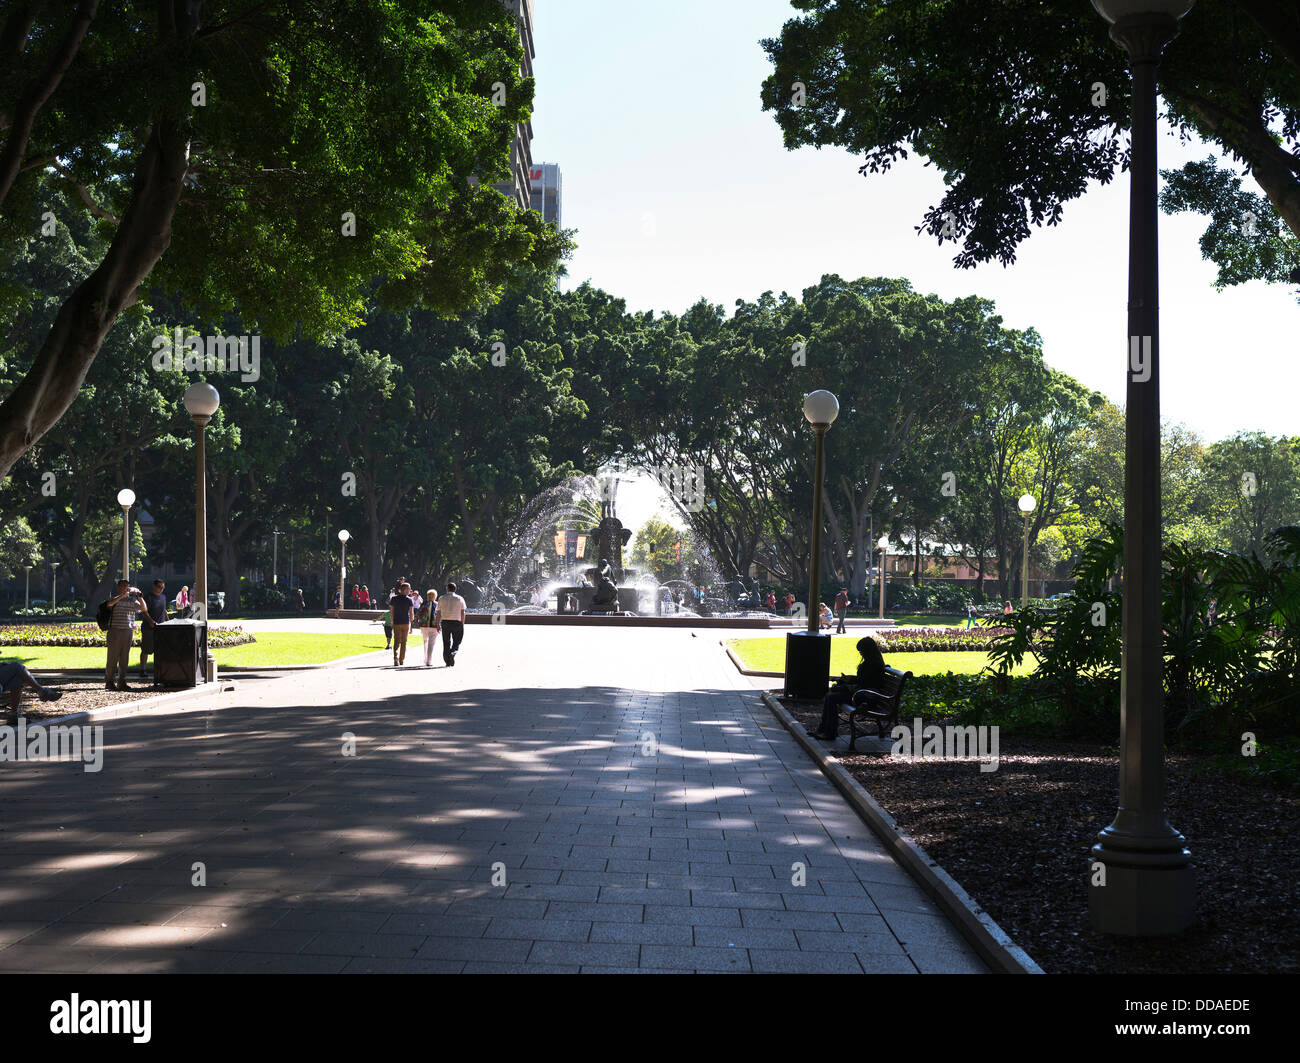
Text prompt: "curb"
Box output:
[[38, 680, 237, 728], [759, 689, 1043, 975], [722, 643, 783, 679]]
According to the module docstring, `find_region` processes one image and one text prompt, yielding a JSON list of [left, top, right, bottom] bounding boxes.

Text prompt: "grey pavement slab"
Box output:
[[0, 624, 984, 973]]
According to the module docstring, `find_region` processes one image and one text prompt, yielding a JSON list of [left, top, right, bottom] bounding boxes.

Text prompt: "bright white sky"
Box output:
[[531, 1, 1300, 541]]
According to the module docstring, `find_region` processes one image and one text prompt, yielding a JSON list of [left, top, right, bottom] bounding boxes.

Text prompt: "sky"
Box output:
[[529, 1, 1300, 544]]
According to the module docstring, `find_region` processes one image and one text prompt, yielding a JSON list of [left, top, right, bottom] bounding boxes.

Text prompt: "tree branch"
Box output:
[[0, 0, 98, 208], [49, 160, 121, 223]]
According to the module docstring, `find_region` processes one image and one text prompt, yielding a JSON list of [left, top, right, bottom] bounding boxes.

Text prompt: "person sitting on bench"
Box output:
[[809, 637, 886, 741]]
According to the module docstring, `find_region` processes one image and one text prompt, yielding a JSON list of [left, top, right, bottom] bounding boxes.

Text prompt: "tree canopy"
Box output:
[[761, 1, 1300, 290], [0, 0, 567, 479]]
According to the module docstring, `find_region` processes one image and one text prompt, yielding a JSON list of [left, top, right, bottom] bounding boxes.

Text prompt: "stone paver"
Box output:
[[0, 625, 986, 973]]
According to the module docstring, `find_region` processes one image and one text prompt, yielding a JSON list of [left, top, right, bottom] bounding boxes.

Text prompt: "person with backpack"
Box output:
[[104, 580, 150, 691]]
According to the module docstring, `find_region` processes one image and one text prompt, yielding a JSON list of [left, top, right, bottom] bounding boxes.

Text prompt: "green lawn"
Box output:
[[0, 632, 389, 671], [727, 635, 1035, 677]]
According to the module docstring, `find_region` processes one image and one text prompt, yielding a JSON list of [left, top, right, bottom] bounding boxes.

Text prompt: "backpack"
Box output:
[[96, 599, 112, 631]]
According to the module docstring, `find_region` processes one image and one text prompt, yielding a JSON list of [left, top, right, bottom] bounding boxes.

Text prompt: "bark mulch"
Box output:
[[6, 675, 182, 723], [777, 693, 1299, 974]]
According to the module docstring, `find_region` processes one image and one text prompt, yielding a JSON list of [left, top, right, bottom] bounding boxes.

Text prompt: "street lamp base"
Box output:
[[1088, 843, 1195, 936]]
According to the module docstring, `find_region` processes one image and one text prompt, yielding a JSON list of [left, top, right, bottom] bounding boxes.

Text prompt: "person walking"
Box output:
[[389, 581, 414, 666], [965, 602, 978, 629], [417, 588, 440, 667], [436, 581, 468, 667], [138, 579, 170, 684], [175, 585, 190, 617], [294, 587, 305, 615], [359, 585, 371, 609], [0, 660, 61, 725], [783, 592, 795, 617], [765, 590, 776, 614], [105, 580, 148, 691], [834, 588, 849, 633]]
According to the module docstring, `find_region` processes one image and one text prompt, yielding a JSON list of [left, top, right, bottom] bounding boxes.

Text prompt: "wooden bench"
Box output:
[[844, 666, 912, 752]]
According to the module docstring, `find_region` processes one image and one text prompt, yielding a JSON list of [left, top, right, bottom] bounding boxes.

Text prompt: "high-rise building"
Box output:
[[529, 164, 562, 228], [492, 0, 535, 211]]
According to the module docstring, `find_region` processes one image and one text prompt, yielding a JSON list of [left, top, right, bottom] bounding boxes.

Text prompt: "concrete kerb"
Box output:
[[25, 648, 389, 727], [722, 642, 783, 679], [758, 689, 1043, 975]]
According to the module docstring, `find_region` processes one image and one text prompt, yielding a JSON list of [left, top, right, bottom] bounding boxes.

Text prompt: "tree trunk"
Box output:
[[0, 115, 190, 480]]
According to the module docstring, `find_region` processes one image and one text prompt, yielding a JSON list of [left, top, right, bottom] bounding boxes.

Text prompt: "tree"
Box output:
[[761, 2, 1300, 290], [0, 0, 567, 479], [1201, 432, 1300, 557]]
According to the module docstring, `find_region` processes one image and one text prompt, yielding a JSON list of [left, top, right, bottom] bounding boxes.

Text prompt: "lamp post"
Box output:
[[184, 384, 219, 624], [1089, 0, 1195, 937], [272, 527, 281, 586], [877, 535, 890, 619], [784, 390, 839, 698], [1018, 494, 1036, 609], [337, 529, 350, 613], [50, 561, 59, 609], [116, 488, 136, 581]]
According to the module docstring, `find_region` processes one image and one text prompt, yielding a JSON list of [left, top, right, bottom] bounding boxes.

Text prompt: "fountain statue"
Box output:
[[595, 500, 632, 582], [589, 556, 620, 612]]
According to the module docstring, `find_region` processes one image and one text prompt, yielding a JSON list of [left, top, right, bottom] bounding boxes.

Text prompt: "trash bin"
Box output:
[[154, 619, 208, 687]]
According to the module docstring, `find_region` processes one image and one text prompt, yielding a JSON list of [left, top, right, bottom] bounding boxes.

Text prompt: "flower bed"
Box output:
[[871, 626, 1012, 652], [0, 622, 255, 649]]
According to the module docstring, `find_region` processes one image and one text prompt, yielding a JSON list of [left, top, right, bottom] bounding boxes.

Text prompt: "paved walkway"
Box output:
[[0, 627, 985, 973]]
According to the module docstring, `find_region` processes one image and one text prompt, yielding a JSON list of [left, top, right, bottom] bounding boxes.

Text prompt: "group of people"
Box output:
[[104, 578, 172, 689], [381, 578, 467, 668]]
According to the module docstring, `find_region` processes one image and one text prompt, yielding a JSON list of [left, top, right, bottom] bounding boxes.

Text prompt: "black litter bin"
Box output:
[[154, 619, 208, 687]]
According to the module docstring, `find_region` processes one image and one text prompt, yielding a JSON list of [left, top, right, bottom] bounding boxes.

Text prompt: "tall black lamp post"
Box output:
[[784, 390, 838, 698], [1089, 0, 1195, 936]]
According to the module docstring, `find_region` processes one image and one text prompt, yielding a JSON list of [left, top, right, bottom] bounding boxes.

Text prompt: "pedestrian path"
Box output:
[[0, 626, 985, 973]]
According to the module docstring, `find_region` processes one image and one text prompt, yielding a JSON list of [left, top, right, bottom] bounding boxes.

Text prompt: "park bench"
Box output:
[[842, 666, 912, 752]]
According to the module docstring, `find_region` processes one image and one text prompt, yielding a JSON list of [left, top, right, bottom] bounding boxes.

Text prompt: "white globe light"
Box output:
[[338, 529, 351, 542], [183, 381, 220, 417], [878, 535, 890, 550], [1019, 494, 1037, 514], [1091, 0, 1194, 23], [117, 488, 136, 507], [802, 390, 840, 427]]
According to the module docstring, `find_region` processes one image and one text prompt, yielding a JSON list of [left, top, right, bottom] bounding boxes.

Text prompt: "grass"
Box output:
[[726, 635, 1035, 677], [0, 632, 392, 671]]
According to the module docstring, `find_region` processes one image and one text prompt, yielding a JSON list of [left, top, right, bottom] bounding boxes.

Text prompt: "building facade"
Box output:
[[491, 0, 536, 211], [529, 163, 562, 228]]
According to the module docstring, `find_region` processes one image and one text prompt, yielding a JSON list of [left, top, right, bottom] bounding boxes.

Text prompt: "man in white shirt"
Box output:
[[435, 581, 468, 667]]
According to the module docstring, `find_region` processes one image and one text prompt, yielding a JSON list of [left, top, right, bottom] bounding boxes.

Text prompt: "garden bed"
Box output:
[[778, 694, 1299, 973], [0, 622, 255, 649]]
